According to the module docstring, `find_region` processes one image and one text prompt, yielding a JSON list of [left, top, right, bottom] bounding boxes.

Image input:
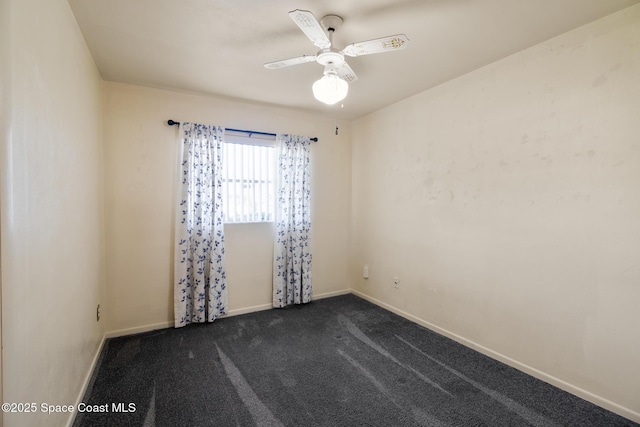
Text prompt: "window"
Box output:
[[222, 134, 275, 223]]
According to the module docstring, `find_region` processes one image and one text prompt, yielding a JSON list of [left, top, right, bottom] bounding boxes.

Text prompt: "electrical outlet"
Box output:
[[393, 277, 400, 289], [362, 265, 369, 279], [97, 304, 101, 322]]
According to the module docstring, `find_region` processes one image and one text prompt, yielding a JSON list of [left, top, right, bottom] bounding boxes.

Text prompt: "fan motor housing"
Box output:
[[317, 49, 345, 66]]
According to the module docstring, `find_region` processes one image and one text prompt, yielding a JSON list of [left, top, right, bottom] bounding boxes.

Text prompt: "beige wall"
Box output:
[[351, 5, 640, 422], [0, 0, 10, 420], [0, 0, 105, 426], [102, 82, 351, 334]]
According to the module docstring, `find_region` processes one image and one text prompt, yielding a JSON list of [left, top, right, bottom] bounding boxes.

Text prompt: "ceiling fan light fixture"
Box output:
[[312, 72, 348, 105], [265, 10, 409, 106]]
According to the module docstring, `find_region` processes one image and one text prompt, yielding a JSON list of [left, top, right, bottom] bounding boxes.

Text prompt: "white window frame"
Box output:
[[222, 133, 276, 224]]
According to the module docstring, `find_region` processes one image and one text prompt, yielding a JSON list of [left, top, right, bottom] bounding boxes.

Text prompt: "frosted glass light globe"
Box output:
[[312, 74, 348, 105]]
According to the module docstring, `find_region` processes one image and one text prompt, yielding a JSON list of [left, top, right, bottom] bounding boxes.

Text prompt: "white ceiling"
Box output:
[[68, 0, 638, 120]]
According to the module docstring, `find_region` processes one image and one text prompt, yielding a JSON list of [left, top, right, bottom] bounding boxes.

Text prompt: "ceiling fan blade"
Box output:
[[289, 9, 331, 49], [264, 55, 317, 70], [341, 34, 409, 57], [336, 62, 358, 83]]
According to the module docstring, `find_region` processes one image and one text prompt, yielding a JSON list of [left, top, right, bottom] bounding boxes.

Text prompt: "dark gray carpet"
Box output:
[[74, 294, 637, 427]]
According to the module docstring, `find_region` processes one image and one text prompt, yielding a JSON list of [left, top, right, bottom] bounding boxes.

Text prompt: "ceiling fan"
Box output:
[[264, 9, 409, 105]]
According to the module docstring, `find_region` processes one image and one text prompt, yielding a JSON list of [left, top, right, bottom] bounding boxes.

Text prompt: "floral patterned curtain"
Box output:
[[273, 134, 312, 307], [174, 122, 227, 327]]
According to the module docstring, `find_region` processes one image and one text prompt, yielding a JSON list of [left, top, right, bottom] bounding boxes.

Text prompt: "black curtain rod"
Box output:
[[167, 120, 318, 142]]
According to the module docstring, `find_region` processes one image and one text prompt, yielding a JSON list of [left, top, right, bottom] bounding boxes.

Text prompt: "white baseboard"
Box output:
[[314, 288, 352, 300], [226, 303, 273, 317], [106, 320, 174, 338], [351, 289, 640, 424], [207, 289, 353, 317], [67, 332, 107, 427], [105, 288, 352, 338]]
